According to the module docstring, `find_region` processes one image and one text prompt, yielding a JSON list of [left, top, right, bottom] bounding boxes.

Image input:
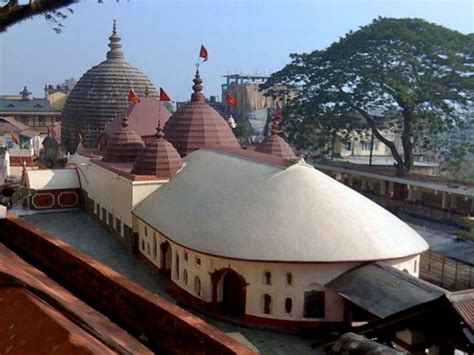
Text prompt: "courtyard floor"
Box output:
[[21, 210, 316, 355]]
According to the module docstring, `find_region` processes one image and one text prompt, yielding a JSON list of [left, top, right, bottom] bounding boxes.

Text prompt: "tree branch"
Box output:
[[0, 0, 78, 32], [353, 106, 406, 174]]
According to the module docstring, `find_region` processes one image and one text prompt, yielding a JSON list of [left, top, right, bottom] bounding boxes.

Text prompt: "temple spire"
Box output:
[[122, 115, 130, 128], [156, 121, 165, 139], [191, 68, 205, 102], [106, 19, 124, 60]]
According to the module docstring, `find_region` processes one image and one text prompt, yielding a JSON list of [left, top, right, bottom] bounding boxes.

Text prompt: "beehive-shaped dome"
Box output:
[[132, 123, 183, 179], [62, 21, 158, 152], [255, 119, 296, 159], [163, 70, 240, 156], [102, 116, 145, 163]]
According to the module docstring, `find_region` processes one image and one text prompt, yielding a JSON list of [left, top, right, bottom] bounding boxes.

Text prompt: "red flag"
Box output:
[[10, 132, 19, 145], [159, 87, 172, 102], [199, 45, 208, 62], [128, 89, 140, 103], [274, 101, 282, 120], [225, 92, 238, 106]]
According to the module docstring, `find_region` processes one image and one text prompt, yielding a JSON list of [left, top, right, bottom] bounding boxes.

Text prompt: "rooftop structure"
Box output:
[[255, 119, 296, 159], [131, 124, 183, 179], [134, 147, 427, 262], [98, 96, 172, 150], [101, 116, 145, 163], [61, 21, 158, 152], [164, 70, 240, 156]]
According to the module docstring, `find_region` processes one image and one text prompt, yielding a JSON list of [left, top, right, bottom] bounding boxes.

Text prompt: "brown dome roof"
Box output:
[[163, 71, 240, 156], [255, 120, 296, 159], [102, 116, 145, 163], [62, 21, 158, 152], [131, 124, 183, 179], [102, 97, 171, 140]]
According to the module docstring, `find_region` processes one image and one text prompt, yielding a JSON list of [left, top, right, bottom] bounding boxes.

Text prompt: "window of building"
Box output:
[[303, 290, 325, 318], [414, 259, 417, 273], [262, 294, 272, 314], [141, 239, 145, 251], [183, 269, 188, 285], [144, 225, 148, 236], [285, 297, 293, 314], [146, 243, 150, 255], [195, 256, 201, 267], [101, 208, 106, 221], [153, 235, 157, 259], [286, 272, 293, 286], [194, 276, 201, 297], [263, 271, 271, 285], [38, 116, 45, 125], [175, 254, 180, 279], [108, 212, 113, 226], [95, 203, 100, 215], [115, 218, 122, 234], [184, 251, 188, 261]]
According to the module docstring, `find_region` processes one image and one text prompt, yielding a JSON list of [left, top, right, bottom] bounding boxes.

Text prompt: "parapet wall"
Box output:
[[0, 214, 255, 355]]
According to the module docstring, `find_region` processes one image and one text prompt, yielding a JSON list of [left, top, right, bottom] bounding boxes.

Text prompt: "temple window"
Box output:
[[414, 259, 417, 273], [184, 251, 188, 261], [115, 218, 121, 234], [285, 297, 293, 314], [262, 294, 272, 314], [195, 256, 201, 267], [303, 288, 325, 318], [101, 208, 106, 221], [194, 276, 201, 297], [286, 272, 293, 286], [95, 203, 100, 215], [175, 254, 180, 279], [144, 225, 148, 236], [108, 212, 113, 226], [153, 235, 157, 259], [183, 269, 188, 285], [141, 239, 145, 251], [263, 271, 271, 285], [146, 243, 150, 255]]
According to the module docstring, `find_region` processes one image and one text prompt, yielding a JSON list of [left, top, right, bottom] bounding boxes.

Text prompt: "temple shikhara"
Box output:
[[1, 21, 473, 355]]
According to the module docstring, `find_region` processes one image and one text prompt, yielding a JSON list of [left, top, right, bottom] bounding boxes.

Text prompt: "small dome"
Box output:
[[102, 116, 145, 163], [255, 119, 296, 159], [163, 70, 240, 156], [62, 21, 158, 152], [102, 97, 171, 141], [132, 124, 183, 179]]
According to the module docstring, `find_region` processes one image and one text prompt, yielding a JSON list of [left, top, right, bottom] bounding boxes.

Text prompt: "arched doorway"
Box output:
[[160, 241, 172, 277], [220, 270, 247, 318]]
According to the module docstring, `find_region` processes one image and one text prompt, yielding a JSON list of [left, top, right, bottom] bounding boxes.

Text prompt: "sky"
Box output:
[[0, 0, 473, 102]]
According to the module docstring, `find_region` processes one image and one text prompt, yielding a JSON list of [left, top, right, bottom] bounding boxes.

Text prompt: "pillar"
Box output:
[[441, 192, 448, 210]]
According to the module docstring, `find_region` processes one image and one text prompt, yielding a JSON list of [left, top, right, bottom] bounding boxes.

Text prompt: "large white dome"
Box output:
[[133, 147, 428, 262]]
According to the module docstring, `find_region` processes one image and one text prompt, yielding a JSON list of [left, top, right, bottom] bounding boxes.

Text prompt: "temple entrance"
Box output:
[[160, 241, 172, 277], [221, 270, 246, 318]]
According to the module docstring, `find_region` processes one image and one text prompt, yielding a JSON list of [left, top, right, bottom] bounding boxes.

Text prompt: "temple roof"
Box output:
[[61, 21, 157, 151], [102, 97, 171, 139], [102, 116, 145, 163], [163, 70, 240, 156], [255, 119, 296, 159], [132, 123, 183, 179], [133, 148, 428, 262]]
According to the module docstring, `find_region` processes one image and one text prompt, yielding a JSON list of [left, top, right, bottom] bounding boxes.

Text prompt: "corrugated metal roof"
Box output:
[[327, 262, 446, 318], [0, 98, 59, 113], [448, 290, 474, 330]]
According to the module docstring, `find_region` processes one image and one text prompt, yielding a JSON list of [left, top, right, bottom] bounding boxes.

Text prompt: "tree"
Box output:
[[0, 0, 123, 33], [0, 0, 78, 33], [262, 18, 473, 176]]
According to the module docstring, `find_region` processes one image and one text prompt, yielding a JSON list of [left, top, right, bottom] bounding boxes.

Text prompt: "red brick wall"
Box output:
[[0, 215, 255, 355]]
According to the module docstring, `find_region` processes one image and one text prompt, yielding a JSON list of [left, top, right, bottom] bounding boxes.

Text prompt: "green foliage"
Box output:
[[438, 126, 474, 182], [233, 122, 253, 143], [455, 217, 474, 242], [262, 17, 474, 175]]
